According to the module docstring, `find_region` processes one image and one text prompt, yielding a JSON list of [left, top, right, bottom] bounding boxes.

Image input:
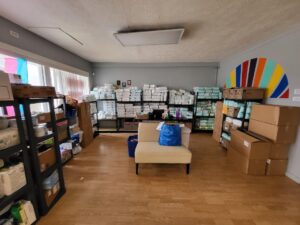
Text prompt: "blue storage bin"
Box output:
[[128, 135, 138, 158]]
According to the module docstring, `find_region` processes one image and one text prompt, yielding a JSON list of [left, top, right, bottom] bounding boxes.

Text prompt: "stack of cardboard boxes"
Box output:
[[228, 104, 300, 176]]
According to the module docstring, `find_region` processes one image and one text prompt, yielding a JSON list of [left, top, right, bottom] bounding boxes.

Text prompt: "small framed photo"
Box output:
[[117, 80, 121, 86], [127, 80, 131, 86], [122, 82, 126, 88]]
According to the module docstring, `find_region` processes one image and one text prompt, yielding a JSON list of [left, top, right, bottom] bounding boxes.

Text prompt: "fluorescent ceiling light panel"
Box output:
[[114, 28, 184, 46]]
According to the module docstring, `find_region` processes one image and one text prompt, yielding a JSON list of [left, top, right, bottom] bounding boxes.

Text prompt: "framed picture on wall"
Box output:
[[127, 80, 131, 86], [122, 82, 126, 88]]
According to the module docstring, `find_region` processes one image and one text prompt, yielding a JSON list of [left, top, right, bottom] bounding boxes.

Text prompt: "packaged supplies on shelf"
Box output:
[[72, 144, 82, 155], [143, 84, 168, 101], [196, 101, 216, 116], [10, 200, 37, 225], [0, 163, 26, 196], [38, 147, 56, 172], [71, 130, 83, 143], [117, 103, 142, 118], [98, 100, 116, 119], [90, 102, 98, 114], [0, 71, 14, 101], [116, 87, 142, 102], [93, 84, 116, 99], [135, 113, 149, 120], [0, 128, 20, 151], [193, 87, 222, 99], [169, 107, 193, 119], [223, 88, 265, 100], [221, 132, 231, 141], [60, 147, 72, 164], [56, 120, 68, 142], [196, 118, 215, 130], [143, 103, 167, 113], [44, 181, 60, 206], [82, 94, 96, 102], [169, 90, 194, 105], [43, 170, 59, 190]]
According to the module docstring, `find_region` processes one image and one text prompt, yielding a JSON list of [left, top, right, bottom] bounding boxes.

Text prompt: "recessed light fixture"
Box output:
[[114, 28, 184, 47]]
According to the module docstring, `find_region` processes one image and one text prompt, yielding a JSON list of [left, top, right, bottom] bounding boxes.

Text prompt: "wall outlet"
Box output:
[[9, 30, 19, 39]]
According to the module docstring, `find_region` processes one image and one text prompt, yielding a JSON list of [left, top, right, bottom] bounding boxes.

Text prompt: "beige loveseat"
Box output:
[[135, 122, 192, 175]]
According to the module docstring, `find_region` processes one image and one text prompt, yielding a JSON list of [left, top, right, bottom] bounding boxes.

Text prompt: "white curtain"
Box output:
[[50, 68, 89, 100]]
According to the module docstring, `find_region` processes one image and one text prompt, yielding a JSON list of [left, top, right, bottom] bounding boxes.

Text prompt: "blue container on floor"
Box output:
[[128, 135, 138, 157]]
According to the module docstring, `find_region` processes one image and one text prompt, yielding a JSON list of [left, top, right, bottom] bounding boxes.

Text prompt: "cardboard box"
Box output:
[[230, 130, 270, 160], [250, 104, 300, 126], [227, 146, 267, 175], [38, 148, 56, 172], [233, 88, 265, 100], [269, 144, 290, 159], [12, 84, 56, 98], [226, 106, 239, 118], [249, 119, 298, 144], [37, 112, 64, 123], [213, 101, 223, 142], [266, 159, 288, 176], [245, 130, 290, 159], [223, 89, 230, 99], [0, 71, 14, 101], [44, 182, 60, 206], [78, 102, 94, 147]]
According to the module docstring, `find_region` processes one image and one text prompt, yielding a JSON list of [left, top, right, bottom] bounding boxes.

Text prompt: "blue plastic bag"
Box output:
[[159, 124, 181, 146]]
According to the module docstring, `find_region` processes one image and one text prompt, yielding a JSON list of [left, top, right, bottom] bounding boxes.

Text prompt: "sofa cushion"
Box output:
[[135, 142, 192, 164]]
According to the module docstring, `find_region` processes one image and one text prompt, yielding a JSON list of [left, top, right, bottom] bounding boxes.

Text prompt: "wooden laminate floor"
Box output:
[[38, 133, 300, 225]]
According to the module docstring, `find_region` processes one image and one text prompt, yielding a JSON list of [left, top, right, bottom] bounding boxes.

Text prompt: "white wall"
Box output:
[[217, 27, 300, 183], [92, 62, 219, 90]]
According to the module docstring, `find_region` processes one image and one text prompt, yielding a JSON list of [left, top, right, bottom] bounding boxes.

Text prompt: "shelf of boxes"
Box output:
[[116, 87, 142, 102], [0, 100, 39, 222], [143, 84, 168, 102], [193, 87, 222, 132]]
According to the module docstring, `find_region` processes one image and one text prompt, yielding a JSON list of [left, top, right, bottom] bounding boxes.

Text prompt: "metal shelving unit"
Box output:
[[53, 96, 73, 166], [220, 98, 264, 141], [19, 97, 66, 216], [193, 93, 222, 132], [97, 98, 118, 133], [0, 100, 39, 220]]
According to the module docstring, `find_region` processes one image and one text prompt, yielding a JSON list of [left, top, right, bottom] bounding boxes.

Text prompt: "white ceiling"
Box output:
[[1, 0, 300, 63]]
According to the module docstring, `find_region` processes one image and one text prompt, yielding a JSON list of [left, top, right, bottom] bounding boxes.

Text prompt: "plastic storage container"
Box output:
[[127, 135, 138, 158]]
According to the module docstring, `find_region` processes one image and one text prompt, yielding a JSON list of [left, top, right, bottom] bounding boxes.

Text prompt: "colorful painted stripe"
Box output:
[[241, 60, 249, 87], [259, 59, 276, 88], [235, 64, 241, 87], [270, 74, 288, 98], [266, 64, 284, 97], [247, 58, 257, 87], [253, 58, 266, 87], [230, 69, 236, 88]]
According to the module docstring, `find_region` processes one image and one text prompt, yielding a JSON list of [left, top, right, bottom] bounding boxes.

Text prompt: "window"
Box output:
[[50, 67, 89, 100], [27, 61, 46, 86]]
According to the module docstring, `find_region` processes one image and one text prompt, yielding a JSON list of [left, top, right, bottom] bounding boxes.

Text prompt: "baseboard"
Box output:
[[286, 171, 300, 184]]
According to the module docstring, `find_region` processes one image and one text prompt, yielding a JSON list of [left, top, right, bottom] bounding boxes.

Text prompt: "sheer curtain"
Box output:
[[50, 68, 89, 100]]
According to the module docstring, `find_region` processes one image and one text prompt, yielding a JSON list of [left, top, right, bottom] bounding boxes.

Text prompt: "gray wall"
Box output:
[[92, 62, 219, 90], [0, 16, 91, 73], [217, 27, 300, 183]]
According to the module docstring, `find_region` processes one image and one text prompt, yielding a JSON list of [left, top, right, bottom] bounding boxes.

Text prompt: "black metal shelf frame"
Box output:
[[0, 101, 39, 220], [192, 93, 222, 132], [20, 97, 66, 216]]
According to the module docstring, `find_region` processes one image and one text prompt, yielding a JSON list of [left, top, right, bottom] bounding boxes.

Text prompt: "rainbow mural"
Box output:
[[225, 57, 289, 98]]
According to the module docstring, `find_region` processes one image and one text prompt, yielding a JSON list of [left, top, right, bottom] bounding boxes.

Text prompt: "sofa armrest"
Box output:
[[181, 127, 191, 149]]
